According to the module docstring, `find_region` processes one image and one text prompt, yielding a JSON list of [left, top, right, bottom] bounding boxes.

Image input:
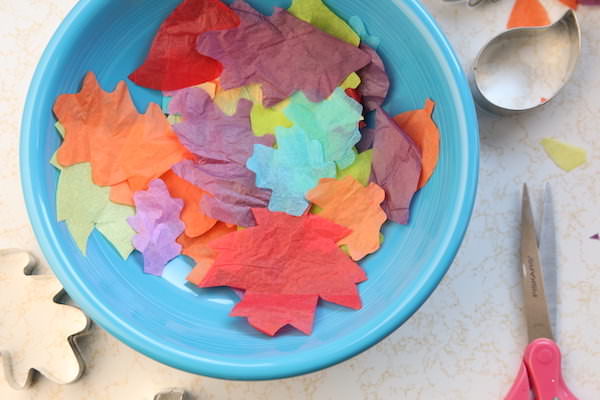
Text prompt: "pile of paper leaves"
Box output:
[[51, 0, 441, 336]]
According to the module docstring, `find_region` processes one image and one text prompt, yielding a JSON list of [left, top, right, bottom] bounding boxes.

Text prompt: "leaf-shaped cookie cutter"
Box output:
[[0, 249, 91, 390]]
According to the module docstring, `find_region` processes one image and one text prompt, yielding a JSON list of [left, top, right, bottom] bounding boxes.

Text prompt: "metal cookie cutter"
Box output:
[[0, 249, 91, 390], [471, 10, 581, 115]]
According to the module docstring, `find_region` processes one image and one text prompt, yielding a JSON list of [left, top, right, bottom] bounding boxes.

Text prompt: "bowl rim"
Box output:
[[20, 0, 479, 380]]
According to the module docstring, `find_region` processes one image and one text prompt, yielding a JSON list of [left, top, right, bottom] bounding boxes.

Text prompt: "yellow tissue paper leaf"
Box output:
[[340, 73, 361, 90], [337, 149, 373, 186], [541, 138, 587, 172], [251, 98, 293, 136], [288, 0, 360, 46]]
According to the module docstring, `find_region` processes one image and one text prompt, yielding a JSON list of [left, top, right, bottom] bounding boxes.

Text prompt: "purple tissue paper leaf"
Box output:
[[169, 87, 274, 164], [357, 44, 390, 112], [366, 107, 422, 224], [173, 159, 272, 227], [128, 179, 185, 275], [591, 233, 600, 240], [197, 0, 371, 107]]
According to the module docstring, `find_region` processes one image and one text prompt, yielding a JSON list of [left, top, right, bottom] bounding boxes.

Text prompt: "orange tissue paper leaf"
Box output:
[[307, 176, 386, 261], [180, 222, 237, 285], [162, 170, 218, 238], [507, 0, 550, 29], [54, 72, 190, 205], [198, 208, 367, 335], [393, 99, 440, 189]]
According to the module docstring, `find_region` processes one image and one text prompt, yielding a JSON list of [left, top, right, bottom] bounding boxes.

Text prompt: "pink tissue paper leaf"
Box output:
[[357, 44, 390, 112], [168, 87, 274, 164], [173, 159, 271, 227], [360, 107, 422, 224], [197, 0, 371, 107]]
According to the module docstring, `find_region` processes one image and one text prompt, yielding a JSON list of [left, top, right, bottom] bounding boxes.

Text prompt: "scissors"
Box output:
[[505, 184, 578, 400]]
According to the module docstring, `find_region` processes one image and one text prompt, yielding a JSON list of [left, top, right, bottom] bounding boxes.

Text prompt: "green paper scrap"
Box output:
[[337, 149, 373, 187], [288, 0, 360, 46], [348, 16, 381, 49], [56, 162, 135, 258], [53, 123, 135, 258], [251, 100, 293, 136], [283, 87, 363, 169], [540, 138, 587, 172]]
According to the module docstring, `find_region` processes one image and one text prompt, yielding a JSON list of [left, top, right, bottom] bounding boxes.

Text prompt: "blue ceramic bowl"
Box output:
[[21, 0, 478, 380]]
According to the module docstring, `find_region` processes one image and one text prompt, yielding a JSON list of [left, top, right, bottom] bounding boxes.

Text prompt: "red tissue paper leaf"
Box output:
[[198, 208, 367, 335], [129, 0, 241, 91]]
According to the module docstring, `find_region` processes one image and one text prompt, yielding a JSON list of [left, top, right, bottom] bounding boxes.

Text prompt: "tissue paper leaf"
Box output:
[[284, 87, 363, 169], [173, 160, 272, 227], [197, 0, 370, 107], [393, 99, 439, 189], [507, 0, 550, 29], [54, 72, 190, 205], [307, 176, 386, 261], [199, 208, 366, 335], [365, 108, 422, 224], [128, 179, 185, 276], [337, 150, 373, 187], [129, 0, 240, 90], [56, 162, 135, 259], [288, 0, 360, 46], [196, 81, 262, 116], [247, 127, 336, 216], [541, 138, 587, 172], [251, 99, 294, 136], [168, 87, 274, 164], [181, 222, 237, 284], [162, 170, 217, 237], [358, 44, 390, 111]]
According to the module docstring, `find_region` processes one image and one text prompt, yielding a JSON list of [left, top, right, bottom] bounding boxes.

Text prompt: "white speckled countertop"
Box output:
[[1, 0, 599, 399]]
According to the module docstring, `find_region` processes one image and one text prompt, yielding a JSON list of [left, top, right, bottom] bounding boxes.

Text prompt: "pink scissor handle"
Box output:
[[506, 338, 578, 400], [524, 338, 578, 400]]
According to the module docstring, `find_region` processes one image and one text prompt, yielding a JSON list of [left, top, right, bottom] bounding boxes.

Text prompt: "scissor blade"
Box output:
[[520, 184, 554, 342], [540, 183, 558, 332]]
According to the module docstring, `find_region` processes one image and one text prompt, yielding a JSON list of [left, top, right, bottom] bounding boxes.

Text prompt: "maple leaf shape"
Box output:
[[247, 126, 336, 216], [179, 222, 237, 285], [198, 208, 367, 335], [307, 176, 387, 261], [129, 0, 240, 91], [168, 87, 274, 164], [283, 88, 363, 169], [162, 169, 217, 238], [173, 159, 272, 228], [54, 72, 190, 205], [393, 99, 440, 189], [0, 250, 89, 389], [196, 0, 370, 107], [128, 179, 185, 275]]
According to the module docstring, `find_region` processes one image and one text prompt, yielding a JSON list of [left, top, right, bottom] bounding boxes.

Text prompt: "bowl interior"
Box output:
[[21, 0, 478, 379]]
